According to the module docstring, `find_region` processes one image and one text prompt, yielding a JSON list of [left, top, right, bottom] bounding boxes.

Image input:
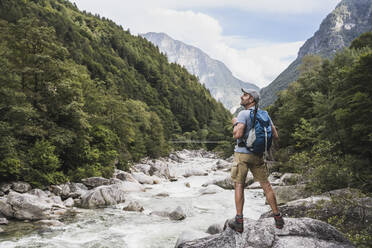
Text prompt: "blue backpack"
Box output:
[[244, 109, 273, 154]]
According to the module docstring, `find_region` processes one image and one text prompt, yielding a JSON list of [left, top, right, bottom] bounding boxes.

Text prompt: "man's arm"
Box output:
[[271, 122, 279, 140], [232, 117, 246, 139]]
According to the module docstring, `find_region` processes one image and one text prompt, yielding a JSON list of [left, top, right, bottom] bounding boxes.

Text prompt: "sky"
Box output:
[[72, 0, 342, 88]]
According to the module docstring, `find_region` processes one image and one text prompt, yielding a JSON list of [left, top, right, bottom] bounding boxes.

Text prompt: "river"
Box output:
[[0, 150, 269, 248]]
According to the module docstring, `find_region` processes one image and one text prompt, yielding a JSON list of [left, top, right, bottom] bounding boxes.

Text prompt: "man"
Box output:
[[228, 88, 284, 233]]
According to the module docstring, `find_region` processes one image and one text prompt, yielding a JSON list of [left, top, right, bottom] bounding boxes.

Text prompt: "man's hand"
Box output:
[[232, 117, 238, 125]]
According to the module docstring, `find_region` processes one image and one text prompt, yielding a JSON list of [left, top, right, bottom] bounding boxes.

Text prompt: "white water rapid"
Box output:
[[0, 150, 270, 248]]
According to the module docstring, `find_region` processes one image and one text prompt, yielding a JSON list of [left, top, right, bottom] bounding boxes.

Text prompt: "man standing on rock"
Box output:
[[228, 88, 284, 233]]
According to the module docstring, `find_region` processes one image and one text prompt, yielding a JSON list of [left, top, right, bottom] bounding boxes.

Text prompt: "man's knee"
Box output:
[[259, 181, 273, 192]]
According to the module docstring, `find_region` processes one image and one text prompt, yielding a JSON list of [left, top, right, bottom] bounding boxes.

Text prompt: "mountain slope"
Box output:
[[260, 0, 372, 107], [0, 0, 232, 186], [142, 32, 259, 112]]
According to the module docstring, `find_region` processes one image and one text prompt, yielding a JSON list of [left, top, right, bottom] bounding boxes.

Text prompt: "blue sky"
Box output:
[[73, 0, 341, 88]]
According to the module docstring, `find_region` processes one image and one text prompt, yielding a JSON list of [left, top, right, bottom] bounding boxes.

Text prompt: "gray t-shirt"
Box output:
[[234, 107, 255, 154]]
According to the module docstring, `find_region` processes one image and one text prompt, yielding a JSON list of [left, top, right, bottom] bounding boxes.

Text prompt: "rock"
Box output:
[[0, 191, 4, 197], [50, 195, 64, 206], [199, 185, 224, 195], [0, 185, 11, 194], [175, 230, 209, 248], [155, 192, 169, 197], [271, 172, 283, 179], [120, 181, 145, 193], [49, 185, 63, 196], [12, 182, 32, 193], [169, 206, 186, 221], [81, 177, 111, 188], [206, 223, 223, 234], [28, 189, 49, 199], [132, 172, 156, 184], [148, 161, 171, 179], [80, 183, 126, 208], [170, 177, 178, 182], [36, 219, 64, 226], [178, 218, 354, 248], [185, 182, 190, 188], [0, 191, 59, 220], [203, 173, 254, 190], [215, 160, 231, 170], [73, 198, 81, 207], [247, 181, 261, 189], [169, 153, 184, 163], [123, 201, 144, 212], [183, 168, 208, 178], [225, 155, 234, 163], [280, 173, 301, 186], [115, 170, 138, 183], [271, 185, 311, 205], [150, 211, 170, 217], [67, 183, 88, 199], [63, 198, 74, 207], [260, 189, 372, 226], [0, 183, 11, 194], [0, 217, 8, 225], [0, 197, 13, 217], [0, 227, 3, 233]]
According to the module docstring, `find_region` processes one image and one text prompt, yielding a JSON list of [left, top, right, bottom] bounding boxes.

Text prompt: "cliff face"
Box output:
[[260, 0, 372, 107], [142, 32, 259, 112]]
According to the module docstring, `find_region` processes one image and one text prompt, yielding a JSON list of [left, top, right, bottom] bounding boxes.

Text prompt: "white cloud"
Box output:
[[72, 0, 337, 87]]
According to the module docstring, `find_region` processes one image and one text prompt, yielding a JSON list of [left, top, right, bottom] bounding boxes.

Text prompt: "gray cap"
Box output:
[[241, 88, 260, 103]]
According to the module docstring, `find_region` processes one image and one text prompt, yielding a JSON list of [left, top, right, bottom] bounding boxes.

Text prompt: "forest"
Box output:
[[268, 32, 372, 194], [0, 0, 233, 187]]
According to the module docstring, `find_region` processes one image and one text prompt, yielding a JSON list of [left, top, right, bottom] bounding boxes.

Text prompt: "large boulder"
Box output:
[[11, 182, 32, 193], [260, 188, 372, 226], [80, 183, 126, 209], [67, 183, 89, 199], [271, 185, 311, 205], [177, 218, 354, 248], [132, 172, 157, 184], [279, 173, 301, 186], [81, 177, 111, 188], [114, 170, 138, 183], [0, 191, 65, 220]]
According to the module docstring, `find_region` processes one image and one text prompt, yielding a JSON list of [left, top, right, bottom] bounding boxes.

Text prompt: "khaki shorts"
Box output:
[[231, 152, 268, 184]]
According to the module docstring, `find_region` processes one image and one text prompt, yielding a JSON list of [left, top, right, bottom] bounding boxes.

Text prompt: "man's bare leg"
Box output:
[[259, 181, 279, 214], [234, 182, 245, 215]]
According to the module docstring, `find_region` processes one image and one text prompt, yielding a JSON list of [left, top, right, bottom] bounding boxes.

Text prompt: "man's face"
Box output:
[[240, 92, 253, 106]]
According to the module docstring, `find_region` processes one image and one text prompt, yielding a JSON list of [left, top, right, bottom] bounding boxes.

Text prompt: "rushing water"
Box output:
[[0, 151, 269, 248]]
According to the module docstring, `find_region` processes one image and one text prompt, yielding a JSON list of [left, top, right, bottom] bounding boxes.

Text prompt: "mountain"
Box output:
[[260, 0, 372, 107], [141, 32, 260, 112]]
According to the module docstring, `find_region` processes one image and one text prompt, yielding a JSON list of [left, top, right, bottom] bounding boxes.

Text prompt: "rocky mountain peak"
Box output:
[[141, 32, 259, 112], [260, 0, 372, 107]]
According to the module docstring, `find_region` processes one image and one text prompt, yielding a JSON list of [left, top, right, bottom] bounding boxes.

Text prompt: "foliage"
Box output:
[[0, 0, 232, 186], [270, 33, 372, 193]]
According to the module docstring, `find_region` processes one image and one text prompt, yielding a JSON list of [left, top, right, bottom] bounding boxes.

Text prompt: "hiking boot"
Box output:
[[224, 217, 244, 233], [274, 213, 284, 229]]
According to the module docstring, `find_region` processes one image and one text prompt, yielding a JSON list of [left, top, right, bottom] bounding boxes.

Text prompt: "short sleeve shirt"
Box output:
[[234, 107, 255, 154]]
